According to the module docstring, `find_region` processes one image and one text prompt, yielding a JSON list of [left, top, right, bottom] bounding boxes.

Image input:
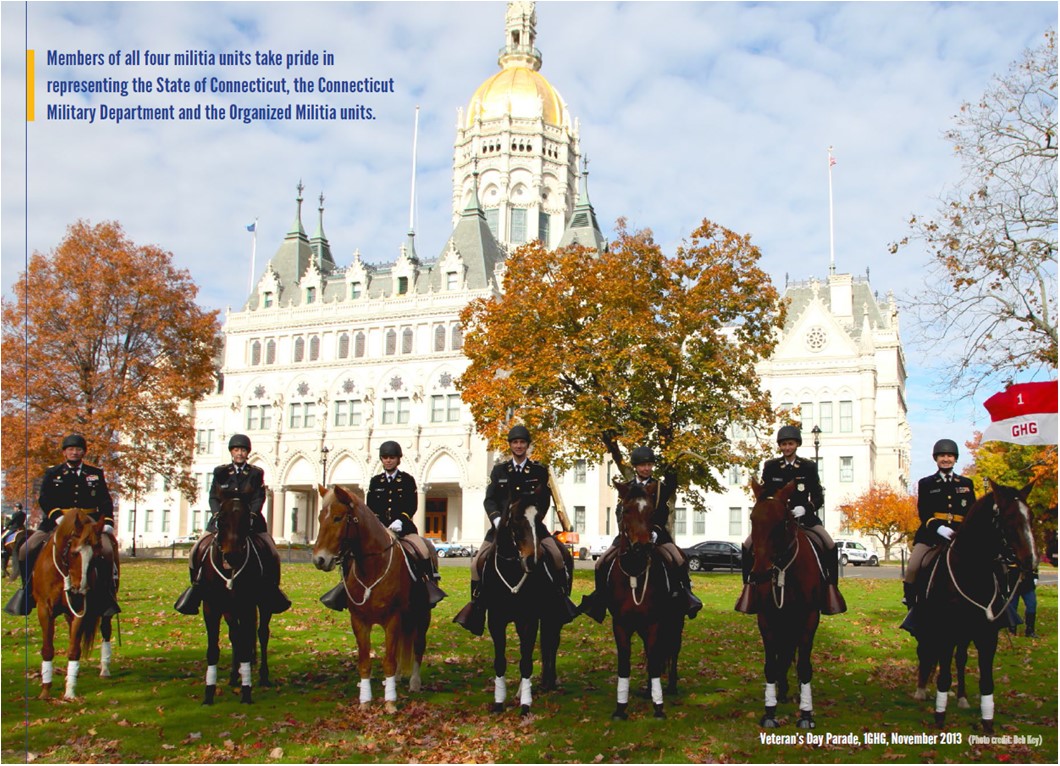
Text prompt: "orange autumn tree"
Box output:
[[458, 219, 785, 512], [836, 482, 918, 561], [1, 220, 222, 515]]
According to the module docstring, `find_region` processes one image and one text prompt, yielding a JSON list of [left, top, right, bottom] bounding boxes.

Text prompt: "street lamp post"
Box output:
[[811, 425, 823, 525], [320, 445, 330, 486]]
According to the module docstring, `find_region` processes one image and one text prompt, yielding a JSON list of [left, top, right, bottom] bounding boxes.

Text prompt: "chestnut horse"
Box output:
[[912, 480, 1036, 732], [605, 479, 685, 720], [478, 493, 574, 716], [744, 479, 823, 729], [33, 508, 119, 699], [312, 485, 431, 711], [196, 492, 274, 704]]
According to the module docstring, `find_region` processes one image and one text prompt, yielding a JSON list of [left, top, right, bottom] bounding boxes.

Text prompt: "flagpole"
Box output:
[[248, 218, 258, 294], [409, 105, 420, 232], [827, 146, 836, 275]]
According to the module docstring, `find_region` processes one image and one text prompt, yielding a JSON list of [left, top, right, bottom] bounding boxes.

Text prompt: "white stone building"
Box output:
[[126, 2, 909, 556]]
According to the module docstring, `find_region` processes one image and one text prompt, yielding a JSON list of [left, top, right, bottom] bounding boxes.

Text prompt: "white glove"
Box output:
[[791, 506, 806, 519], [388, 520, 403, 532], [650, 531, 658, 544], [103, 524, 114, 535], [937, 525, 955, 541], [493, 517, 500, 529]]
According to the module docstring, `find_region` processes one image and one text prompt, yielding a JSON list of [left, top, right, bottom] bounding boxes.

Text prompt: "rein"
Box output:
[[206, 537, 253, 590], [617, 545, 652, 606], [492, 519, 539, 594], [335, 505, 407, 606], [51, 534, 90, 618], [941, 502, 1025, 622]]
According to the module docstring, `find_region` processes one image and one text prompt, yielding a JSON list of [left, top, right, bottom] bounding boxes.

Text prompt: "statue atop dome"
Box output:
[[500, 1, 541, 71]]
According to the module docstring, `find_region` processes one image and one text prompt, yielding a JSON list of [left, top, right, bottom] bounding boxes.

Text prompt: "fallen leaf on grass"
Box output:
[[269, 747, 284, 759]]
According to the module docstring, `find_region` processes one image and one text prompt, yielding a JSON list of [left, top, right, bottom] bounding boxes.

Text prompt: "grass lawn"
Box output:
[[2, 560, 1056, 763]]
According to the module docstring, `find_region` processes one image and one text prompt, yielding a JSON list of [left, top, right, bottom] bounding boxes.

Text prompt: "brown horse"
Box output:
[[196, 492, 274, 705], [605, 479, 685, 720], [33, 508, 119, 699], [477, 492, 574, 716], [312, 484, 431, 712], [744, 479, 823, 729], [911, 480, 1036, 733]]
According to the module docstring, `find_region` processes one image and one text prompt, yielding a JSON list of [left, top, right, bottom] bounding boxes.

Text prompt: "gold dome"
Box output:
[[466, 66, 569, 128]]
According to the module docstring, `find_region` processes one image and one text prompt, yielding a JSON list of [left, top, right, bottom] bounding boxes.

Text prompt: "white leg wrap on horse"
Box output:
[[41, 661, 54, 684], [800, 682, 813, 712], [765, 682, 777, 707], [384, 676, 397, 702], [359, 678, 372, 704], [651, 678, 663, 705], [935, 690, 948, 713], [981, 694, 994, 720], [101, 640, 112, 664], [494, 676, 507, 705], [520, 677, 532, 707], [65, 660, 79, 697], [206, 665, 218, 686], [617, 677, 630, 704], [239, 661, 252, 687]]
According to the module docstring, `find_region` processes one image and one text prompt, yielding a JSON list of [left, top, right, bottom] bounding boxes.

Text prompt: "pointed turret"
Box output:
[[437, 168, 502, 291], [309, 192, 336, 272], [558, 158, 606, 251]]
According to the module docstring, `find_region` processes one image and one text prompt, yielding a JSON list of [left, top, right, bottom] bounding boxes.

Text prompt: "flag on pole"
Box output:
[[246, 222, 256, 232], [829, 155, 836, 167], [982, 381, 1058, 445]]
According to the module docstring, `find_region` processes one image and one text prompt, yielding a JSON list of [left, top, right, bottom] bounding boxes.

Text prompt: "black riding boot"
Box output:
[[822, 546, 847, 615], [4, 539, 43, 616], [420, 559, 447, 606], [320, 580, 347, 611], [453, 580, 486, 636], [681, 567, 703, 619], [899, 583, 918, 634], [578, 560, 610, 623], [1025, 611, 1036, 638], [174, 563, 204, 616], [734, 546, 757, 614]]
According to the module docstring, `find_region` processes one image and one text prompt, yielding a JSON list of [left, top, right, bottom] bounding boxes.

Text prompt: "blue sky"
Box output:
[[2, 1, 1055, 482]]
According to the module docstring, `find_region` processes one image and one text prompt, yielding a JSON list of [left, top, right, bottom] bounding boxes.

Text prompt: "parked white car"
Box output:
[[836, 539, 880, 566], [577, 534, 616, 561]]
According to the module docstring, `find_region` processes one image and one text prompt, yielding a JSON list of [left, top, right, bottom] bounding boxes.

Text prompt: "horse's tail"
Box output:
[[394, 619, 416, 678], [78, 608, 102, 658]]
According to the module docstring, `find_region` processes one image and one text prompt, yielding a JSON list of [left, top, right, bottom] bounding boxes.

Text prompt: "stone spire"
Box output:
[[500, 1, 541, 71]]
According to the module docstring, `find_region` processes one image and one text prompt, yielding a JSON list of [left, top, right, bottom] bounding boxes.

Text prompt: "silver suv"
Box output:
[[836, 539, 879, 567]]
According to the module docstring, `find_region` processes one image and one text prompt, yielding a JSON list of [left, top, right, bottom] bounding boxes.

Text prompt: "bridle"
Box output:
[[492, 507, 539, 594], [749, 500, 802, 609], [206, 501, 258, 591], [51, 524, 96, 618], [329, 498, 413, 606]]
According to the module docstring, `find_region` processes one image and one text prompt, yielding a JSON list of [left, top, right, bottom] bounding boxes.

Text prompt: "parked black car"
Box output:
[[681, 540, 741, 572]]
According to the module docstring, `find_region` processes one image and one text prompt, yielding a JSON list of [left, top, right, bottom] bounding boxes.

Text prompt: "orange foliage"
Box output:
[[837, 481, 918, 560], [458, 219, 785, 509], [1, 220, 222, 516]]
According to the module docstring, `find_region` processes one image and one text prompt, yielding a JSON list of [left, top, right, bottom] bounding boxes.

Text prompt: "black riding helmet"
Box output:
[[507, 425, 531, 443], [62, 434, 87, 450], [379, 440, 402, 458], [228, 433, 252, 451], [932, 438, 960, 458], [776, 425, 802, 445], [631, 446, 656, 465]]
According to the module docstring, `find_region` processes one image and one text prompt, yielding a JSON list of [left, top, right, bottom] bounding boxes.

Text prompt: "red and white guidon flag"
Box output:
[[982, 381, 1058, 446]]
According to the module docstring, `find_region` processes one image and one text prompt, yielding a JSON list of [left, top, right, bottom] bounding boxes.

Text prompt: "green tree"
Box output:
[[898, 29, 1057, 401], [1, 220, 222, 509], [837, 482, 919, 561], [459, 219, 785, 511]]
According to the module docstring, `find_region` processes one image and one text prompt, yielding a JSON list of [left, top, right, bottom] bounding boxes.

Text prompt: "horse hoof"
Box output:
[[760, 716, 780, 728], [409, 677, 422, 693], [981, 719, 994, 735], [385, 701, 398, 714], [934, 712, 946, 729], [520, 705, 531, 717], [611, 709, 628, 721], [240, 686, 253, 704], [958, 697, 970, 710], [653, 704, 666, 719], [100, 668, 111, 678], [491, 703, 504, 714], [796, 714, 815, 729], [259, 678, 272, 688], [203, 685, 216, 705], [913, 687, 928, 701]]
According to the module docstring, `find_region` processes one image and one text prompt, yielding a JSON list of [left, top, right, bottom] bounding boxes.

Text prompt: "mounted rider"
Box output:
[[320, 440, 446, 610], [174, 434, 291, 615], [2, 503, 28, 579], [579, 446, 703, 622], [453, 425, 578, 635], [736, 425, 845, 615], [6, 434, 120, 617]]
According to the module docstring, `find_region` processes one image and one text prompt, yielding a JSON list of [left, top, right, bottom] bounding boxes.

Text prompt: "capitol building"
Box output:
[[128, 2, 910, 554]]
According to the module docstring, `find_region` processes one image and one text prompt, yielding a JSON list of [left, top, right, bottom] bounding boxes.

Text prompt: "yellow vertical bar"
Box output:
[[26, 49, 35, 121]]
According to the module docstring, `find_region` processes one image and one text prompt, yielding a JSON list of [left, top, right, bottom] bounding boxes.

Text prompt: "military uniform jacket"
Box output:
[[38, 462, 114, 526], [4, 509, 26, 531], [484, 459, 551, 528], [761, 456, 824, 528], [367, 470, 418, 535], [915, 472, 975, 546], [209, 463, 266, 520]]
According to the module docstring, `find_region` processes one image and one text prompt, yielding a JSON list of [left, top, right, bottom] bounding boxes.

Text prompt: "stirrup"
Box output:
[[320, 582, 346, 611], [271, 588, 292, 614], [822, 584, 847, 615], [424, 580, 447, 606], [578, 592, 607, 623], [734, 584, 757, 614], [174, 585, 201, 616], [453, 600, 486, 636], [4, 587, 33, 616], [686, 590, 703, 619]]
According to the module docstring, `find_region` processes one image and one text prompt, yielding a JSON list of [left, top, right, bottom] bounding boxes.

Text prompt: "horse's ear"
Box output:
[[317, 484, 328, 498], [750, 478, 765, 500], [613, 478, 630, 498], [1018, 480, 1036, 503], [334, 485, 353, 504]]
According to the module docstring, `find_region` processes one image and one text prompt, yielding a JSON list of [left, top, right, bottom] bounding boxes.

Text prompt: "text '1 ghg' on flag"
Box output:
[[981, 381, 1058, 446]]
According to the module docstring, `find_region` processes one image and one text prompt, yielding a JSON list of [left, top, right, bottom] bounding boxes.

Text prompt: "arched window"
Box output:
[[250, 340, 261, 365], [338, 333, 350, 359], [309, 335, 320, 361], [402, 328, 414, 354], [434, 325, 446, 352], [354, 331, 366, 358], [293, 336, 305, 363], [385, 329, 397, 356], [265, 339, 276, 365], [451, 325, 463, 350]]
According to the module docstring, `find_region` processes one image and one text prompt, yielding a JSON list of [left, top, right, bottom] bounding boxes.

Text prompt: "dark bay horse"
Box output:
[[3, 527, 27, 580], [605, 479, 685, 720], [912, 480, 1036, 733], [196, 492, 274, 704], [32, 508, 119, 699], [743, 479, 823, 729], [312, 484, 431, 712], [477, 492, 574, 716]]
